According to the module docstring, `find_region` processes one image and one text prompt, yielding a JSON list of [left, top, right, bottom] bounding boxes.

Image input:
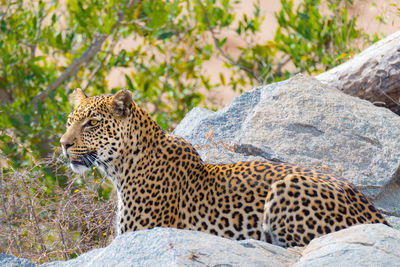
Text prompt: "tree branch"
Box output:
[[30, 8, 46, 59], [0, 0, 11, 24], [82, 33, 119, 91], [33, 0, 140, 107], [32, 34, 107, 106], [274, 56, 291, 77], [196, 0, 263, 84]]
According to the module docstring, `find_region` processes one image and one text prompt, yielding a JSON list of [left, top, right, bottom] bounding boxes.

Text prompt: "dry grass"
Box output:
[[0, 159, 117, 264]]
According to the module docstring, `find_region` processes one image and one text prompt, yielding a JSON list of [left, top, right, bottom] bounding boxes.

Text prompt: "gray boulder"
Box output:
[[41, 224, 399, 267], [0, 254, 36, 267], [294, 224, 400, 267], [173, 74, 400, 221], [316, 30, 400, 115], [42, 227, 298, 267]]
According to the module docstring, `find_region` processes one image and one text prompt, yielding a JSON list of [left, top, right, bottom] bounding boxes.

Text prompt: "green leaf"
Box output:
[[145, 1, 169, 28], [156, 31, 177, 40]]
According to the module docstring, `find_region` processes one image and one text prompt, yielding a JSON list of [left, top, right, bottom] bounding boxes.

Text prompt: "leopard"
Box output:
[[60, 88, 390, 247]]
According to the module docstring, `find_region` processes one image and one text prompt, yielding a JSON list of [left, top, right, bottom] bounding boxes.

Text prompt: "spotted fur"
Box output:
[[60, 89, 390, 247]]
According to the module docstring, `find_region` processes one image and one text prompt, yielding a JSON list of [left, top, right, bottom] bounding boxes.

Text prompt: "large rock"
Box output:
[[40, 224, 399, 266], [293, 224, 400, 267], [173, 74, 400, 220], [316, 30, 400, 115], [0, 254, 36, 267], [42, 227, 298, 267]]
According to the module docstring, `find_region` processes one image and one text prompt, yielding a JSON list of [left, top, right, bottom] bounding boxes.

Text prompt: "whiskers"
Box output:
[[79, 152, 98, 168], [76, 151, 119, 182], [96, 157, 119, 177]]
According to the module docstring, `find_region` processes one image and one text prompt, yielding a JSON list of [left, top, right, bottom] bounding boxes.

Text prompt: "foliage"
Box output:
[[0, 164, 116, 262], [230, 0, 375, 85], [0, 0, 375, 169], [0, 0, 385, 263]]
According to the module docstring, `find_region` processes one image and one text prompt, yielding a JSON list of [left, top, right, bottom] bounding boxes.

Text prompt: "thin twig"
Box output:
[[0, 174, 20, 254], [82, 33, 119, 91], [262, 56, 292, 85], [379, 87, 400, 107], [25, 179, 48, 256], [377, 208, 400, 218], [0, 0, 11, 23], [30, 8, 45, 58], [57, 220, 69, 260], [11, 179, 25, 255], [196, 0, 262, 84], [121, 19, 153, 31], [153, 54, 171, 114], [274, 56, 291, 77]]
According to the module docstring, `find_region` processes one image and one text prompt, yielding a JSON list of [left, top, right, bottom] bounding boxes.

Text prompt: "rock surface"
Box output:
[[173, 74, 400, 221], [0, 254, 36, 267], [316, 30, 400, 115], [42, 227, 298, 267], [41, 224, 399, 267], [293, 224, 400, 267]]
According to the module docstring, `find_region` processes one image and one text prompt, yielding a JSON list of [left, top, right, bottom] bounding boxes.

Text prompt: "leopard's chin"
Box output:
[[68, 152, 97, 174], [70, 161, 89, 174]]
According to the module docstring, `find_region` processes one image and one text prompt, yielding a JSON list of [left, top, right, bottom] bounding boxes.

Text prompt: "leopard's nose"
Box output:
[[61, 141, 73, 150]]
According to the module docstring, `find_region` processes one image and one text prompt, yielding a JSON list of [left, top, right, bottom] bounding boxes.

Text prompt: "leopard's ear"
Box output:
[[70, 88, 87, 107], [110, 89, 132, 118]]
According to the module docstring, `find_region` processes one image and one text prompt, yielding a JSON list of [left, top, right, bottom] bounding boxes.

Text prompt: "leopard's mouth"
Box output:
[[71, 159, 91, 167], [68, 152, 98, 171]]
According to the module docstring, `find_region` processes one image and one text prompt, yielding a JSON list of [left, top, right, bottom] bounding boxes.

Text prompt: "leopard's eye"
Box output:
[[85, 119, 99, 127]]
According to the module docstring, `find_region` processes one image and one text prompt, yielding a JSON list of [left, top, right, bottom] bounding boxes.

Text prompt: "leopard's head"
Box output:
[[60, 88, 133, 174]]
